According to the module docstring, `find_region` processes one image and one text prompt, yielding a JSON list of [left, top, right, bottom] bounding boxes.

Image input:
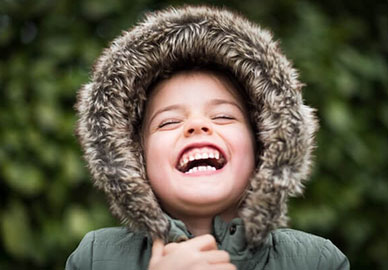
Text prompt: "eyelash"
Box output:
[[157, 115, 235, 129], [158, 120, 181, 128], [212, 115, 235, 120]]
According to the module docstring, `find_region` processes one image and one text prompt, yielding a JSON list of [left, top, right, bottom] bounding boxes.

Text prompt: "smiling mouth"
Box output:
[[176, 146, 227, 174]]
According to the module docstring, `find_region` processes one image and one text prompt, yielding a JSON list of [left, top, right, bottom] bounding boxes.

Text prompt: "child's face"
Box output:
[[143, 71, 255, 219]]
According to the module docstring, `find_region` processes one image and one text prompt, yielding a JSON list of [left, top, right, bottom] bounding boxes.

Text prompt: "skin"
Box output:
[[149, 235, 236, 270], [143, 71, 255, 270]]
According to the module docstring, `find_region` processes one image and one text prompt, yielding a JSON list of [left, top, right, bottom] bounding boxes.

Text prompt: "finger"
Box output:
[[163, 242, 180, 255], [183, 234, 217, 251], [209, 263, 237, 270], [202, 250, 231, 264], [150, 239, 164, 262]]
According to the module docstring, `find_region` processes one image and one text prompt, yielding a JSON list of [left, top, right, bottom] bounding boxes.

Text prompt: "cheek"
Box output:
[[143, 135, 177, 205], [229, 125, 256, 171], [144, 134, 174, 178], [229, 125, 255, 153]]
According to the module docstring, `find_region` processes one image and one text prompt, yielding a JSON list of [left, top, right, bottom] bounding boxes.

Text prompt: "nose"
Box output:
[[184, 117, 213, 137]]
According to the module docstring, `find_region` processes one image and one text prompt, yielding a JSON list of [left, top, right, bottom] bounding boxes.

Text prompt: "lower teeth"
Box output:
[[186, 166, 216, 174]]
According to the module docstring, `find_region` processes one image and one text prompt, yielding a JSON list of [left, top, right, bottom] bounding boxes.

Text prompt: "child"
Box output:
[[66, 5, 349, 270]]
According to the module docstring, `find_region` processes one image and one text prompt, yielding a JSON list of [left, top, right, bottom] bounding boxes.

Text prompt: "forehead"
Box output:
[[146, 70, 245, 111]]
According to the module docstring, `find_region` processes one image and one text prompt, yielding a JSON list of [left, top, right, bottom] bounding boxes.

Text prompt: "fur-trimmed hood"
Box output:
[[76, 5, 318, 247]]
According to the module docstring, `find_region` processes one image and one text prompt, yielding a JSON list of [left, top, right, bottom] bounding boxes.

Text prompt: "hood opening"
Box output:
[[76, 5, 318, 246]]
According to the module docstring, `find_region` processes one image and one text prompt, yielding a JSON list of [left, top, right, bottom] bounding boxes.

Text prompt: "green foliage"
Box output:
[[1, 0, 387, 269]]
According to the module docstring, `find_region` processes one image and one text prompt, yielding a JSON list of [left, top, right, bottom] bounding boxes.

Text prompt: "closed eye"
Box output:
[[158, 120, 181, 128], [212, 115, 235, 120], [211, 115, 236, 124]]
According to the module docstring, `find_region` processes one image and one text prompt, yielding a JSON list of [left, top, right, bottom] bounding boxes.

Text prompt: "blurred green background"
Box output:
[[1, 0, 387, 269]]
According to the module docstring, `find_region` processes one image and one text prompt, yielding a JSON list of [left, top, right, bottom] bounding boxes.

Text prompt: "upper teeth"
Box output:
[[179, 147, 221, 168]]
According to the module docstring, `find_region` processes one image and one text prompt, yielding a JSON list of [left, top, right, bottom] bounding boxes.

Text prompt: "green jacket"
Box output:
[[66, 217, 349, 270]]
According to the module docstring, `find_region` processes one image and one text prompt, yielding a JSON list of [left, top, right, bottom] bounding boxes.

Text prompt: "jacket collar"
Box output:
[[213, 216, 247, 255], [166, 215, 272, 261], [166, 215, 192, 243]]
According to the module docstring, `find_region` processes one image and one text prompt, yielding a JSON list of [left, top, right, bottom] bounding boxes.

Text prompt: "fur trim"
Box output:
[[75, 5, 318, 246]]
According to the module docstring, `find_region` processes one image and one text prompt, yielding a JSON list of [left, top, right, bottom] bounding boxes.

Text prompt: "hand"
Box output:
[[149, 234, 236, 270]]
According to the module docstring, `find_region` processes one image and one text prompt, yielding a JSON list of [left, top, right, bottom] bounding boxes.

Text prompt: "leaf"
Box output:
[[2, 161, 45, 196], [64, 206, 94, 239], [0, 200, 34, 258]]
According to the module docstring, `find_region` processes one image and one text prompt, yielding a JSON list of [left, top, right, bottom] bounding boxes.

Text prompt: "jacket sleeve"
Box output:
[[317, 240, 350, 270], [65, 231, 95, 270]]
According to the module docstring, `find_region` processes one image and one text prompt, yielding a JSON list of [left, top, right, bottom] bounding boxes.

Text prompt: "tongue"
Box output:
[[183, 157, 225, 173], [187, 160, 213, 171]]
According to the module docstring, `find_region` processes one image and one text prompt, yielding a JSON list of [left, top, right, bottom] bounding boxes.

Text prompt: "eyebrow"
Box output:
[[208, 98, 244, 113], [148, 104, 185, 125]]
